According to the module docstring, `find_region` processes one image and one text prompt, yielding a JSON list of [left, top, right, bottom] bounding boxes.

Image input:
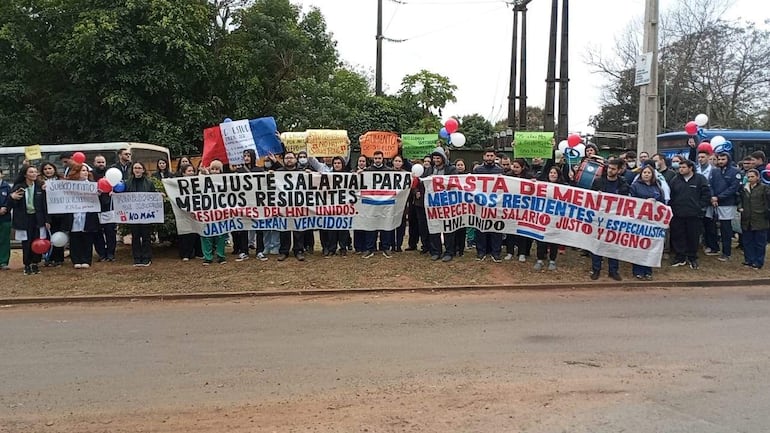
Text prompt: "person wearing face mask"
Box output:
[[276, 151, 306, 262], [623, 151, 641, 184]]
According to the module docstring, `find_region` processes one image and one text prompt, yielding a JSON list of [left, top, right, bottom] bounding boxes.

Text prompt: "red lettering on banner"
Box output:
[[492, 177, 509, 193], [446, 176, 464, 191], [602, 194, 620, 213], [638, 202, 654, 221], [620, 198, 637, 218], [552, 185, 571, 202], [427, 203, 477, 219], [432, 177, 446, 192], [604, 231, 651, 249], [519, 181, 547, 197]]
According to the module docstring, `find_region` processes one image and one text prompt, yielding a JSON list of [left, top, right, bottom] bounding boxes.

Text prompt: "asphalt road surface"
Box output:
[[2, 286, 770, 432]]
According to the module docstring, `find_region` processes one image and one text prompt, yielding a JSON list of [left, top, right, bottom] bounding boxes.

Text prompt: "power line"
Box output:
[[382, 4, 507, 43]]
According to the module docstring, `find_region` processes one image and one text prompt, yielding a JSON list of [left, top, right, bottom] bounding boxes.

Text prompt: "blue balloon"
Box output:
[[112, 181, 126, 193], [439, 127, 449, 139], [565, 148, 581, 160], [722, 140, 733, 152], [223, 117, 233, 123], [697, 127, 707, 139]]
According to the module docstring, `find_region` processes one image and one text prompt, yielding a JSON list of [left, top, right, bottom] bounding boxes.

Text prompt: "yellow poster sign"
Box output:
[[280, 132, 308, 154], [24, 145, 42, 161], [306, 130, 350, 157]]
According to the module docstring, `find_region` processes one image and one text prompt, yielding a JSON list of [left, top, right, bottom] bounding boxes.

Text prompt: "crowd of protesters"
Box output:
[[1, 139, 768, 281]]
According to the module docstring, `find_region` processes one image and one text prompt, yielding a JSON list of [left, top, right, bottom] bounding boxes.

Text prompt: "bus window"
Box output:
[[130, 147, 167, 173]]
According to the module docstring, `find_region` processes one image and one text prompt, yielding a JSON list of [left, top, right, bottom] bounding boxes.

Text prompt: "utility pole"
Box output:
[[637, 0, 659, 155], [518, 3, 528, 130], [375, 0, 383, 96], [556, 0, 569, 142], [506, 6, 519, 129], [543, 0, 558, 133]]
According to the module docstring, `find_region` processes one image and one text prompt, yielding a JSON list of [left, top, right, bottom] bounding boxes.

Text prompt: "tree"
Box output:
[[398, 70, 457, 133], [458, 114, 494, 149]]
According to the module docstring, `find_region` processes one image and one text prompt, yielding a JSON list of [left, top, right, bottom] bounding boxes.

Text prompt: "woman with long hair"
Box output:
[[64, 163, 99, 268], [739, 169, 770, 269], [534, 167, 566, 271], [507, 158, 534, 262], [629, 165, 665, 279], [174, 155, 192, 177], [177, 163, 200, 261], [123, 162, 156, 266], [152, 158, 173, 180], [9, 165, 48, 274], [452, 158, 468, 256], [40, 162, 66, 266]]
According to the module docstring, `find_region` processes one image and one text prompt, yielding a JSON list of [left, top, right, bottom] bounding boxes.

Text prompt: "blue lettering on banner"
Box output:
[[250, 218, 289, 230], [605, 219, 666, 238], [427, 191, 498, 207], [203, 219, 244, 236], [291, 217, 353, 230]]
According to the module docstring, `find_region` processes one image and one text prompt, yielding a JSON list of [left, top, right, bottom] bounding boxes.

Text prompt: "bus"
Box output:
[[0, 142, 171, 178], [657, 130, 770, 161]]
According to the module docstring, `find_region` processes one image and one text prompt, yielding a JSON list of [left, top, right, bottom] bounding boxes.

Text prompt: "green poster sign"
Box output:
[[514, 131, 553, 159], [401, 134, 438, 160]]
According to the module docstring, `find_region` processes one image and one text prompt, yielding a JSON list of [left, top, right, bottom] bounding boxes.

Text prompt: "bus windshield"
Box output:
[[657, 130, 770, 161]]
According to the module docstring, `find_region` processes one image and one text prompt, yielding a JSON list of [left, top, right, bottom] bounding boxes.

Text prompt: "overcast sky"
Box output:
[[294, 0, 767, 133]]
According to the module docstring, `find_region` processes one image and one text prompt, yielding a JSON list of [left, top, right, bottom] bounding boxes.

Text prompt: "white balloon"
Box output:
[[711, 135, 726, 147], [449, 132, 466, 147], [411, 164, 424, 177], [50, 231, 69, 248], [573, 143, 586, 157], [694, 113, 709, 127], [557, 140, 569, 153], [105, 168, 123, 186]]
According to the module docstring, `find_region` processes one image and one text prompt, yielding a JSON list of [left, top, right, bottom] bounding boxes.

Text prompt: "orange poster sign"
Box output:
[[359, 131, 399, 158], [306, 129, 350, 157]]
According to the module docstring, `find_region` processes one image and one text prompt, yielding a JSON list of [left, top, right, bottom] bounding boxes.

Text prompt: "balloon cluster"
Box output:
[[556, 134, 586, 161], [96, 168, 126, 193], [761, 163, 770, 185], [439, 118, 466, 148]]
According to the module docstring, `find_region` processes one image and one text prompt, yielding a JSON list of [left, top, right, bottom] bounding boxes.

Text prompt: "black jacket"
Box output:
[[0, 180, 10, 223], [669, 173, 711, 218], [591, 176, 630, 196], [10, 181, 47, 231]]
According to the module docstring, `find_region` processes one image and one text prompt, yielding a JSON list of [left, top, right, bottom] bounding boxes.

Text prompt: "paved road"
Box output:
[[2, 287, 770, 432]]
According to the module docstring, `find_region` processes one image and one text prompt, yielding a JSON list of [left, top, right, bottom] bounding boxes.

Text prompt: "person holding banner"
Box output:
[[590, 159, 629, 281], [421, 147, 457, 262], [352, 155, 369, 253], [91, 155, 117, 262], [63, 163, 100, 268], [123, 162, 156, 267], [507, 159, 535, 262], [9, 165, 48, 275], [276, 151, 306, 262], [177, 164, 201, 262], [0, 167, 11, 270], [534, 167, 567, 271], [322, 156, 351, 257], [40, 162, 66, 267], [363, 150, 394, 258], [472, 150, 504, 262], [233, 149, 264, 261], [199, 160, 228, 266], [391, 155, 410, 253], [629, 165, 666, 280]]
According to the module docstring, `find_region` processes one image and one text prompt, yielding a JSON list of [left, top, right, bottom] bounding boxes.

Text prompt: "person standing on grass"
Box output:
[[590, 159, 628, 281], [0, 167, 12, 270], [39, 162, 65, 267], [534, 167, 567, 272], [63, 163, 100, 269], [9, 165, 48, 275], [199, 160, 228, 266], [629, 165, 665, 280], [123, 162, 156, 267], [668, 159, 711, 270], [739, 169, 770, 269], [176, 163, 199, 262], [92, 155, 117, 262]]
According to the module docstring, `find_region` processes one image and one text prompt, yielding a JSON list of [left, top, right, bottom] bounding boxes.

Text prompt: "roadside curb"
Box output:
[[2, 278, 769, 306]]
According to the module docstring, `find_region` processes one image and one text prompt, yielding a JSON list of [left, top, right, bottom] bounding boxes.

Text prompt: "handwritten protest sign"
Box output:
[[45, 180, 101, 214], [306, 130, 350, 157], [280, 132, 308, 154], [514, 131, 553, 159], [108, 192, 164, 224], [402, 134, 437, 160], [163, 172, 411, 236], [359, 131, 399, 158], [24, 145, 42, 162], [220, 119, 257, 165], [422, 175, 672, 267]]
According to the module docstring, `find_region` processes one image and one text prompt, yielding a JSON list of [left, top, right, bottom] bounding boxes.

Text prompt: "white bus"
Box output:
[[0, 142, 171, 178]]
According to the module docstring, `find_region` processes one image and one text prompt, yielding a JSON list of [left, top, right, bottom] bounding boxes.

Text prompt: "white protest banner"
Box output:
[[110, 192, 164, 224], [163, 172, 411, 236], [422, 175, 672, 267], [220, 119, 257, 165], [45, 180, 101, 214]]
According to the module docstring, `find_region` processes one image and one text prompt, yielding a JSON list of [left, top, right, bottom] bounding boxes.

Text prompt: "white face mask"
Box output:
[[264, 161, 272, 168], [298, 157, 308, 165], [627, 161, 637, 169]]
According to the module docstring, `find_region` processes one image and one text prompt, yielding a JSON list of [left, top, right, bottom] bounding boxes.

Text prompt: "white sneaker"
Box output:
[[547, 261, 557, 271], [504, 253, 513, 261], [257, 252, 268, 261], [518, 254, 526, 262], [81, 263, 90, 269], [182, 258, 189, 262], [74, 264, 82, 269], [533, 260, 543, 271], [236, 253, 249, 262]]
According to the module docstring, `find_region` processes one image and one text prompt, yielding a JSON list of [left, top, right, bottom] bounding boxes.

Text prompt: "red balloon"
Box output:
[[697, 142, 712, 154], [765, 163, 770, 172], [567, 134, 582, 147], [444, 118, 459, 134], [97, 177, 112, 193], [684, 121, 698, 135], [31, 238, 51, 255], [72, 151, 86, 164]]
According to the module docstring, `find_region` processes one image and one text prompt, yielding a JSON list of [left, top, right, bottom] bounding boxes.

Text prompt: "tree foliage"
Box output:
[[586, 0, 770, 132], [0, 0, 436, 155]]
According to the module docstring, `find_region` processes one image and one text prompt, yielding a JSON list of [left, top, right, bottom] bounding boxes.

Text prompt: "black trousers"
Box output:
[[429, 231, 456, 257], [70, 231, 94, 265], [232, 230, 249, 255], [130, 224, 153, 264], [476, 232, 502, 257], [93, 222, 117, 260], [414, 206, 429, 252], [279, 231, 305, 255], [670, 216, 702, 261], [454, 227, 467, 255], [323, 230, 345, 253], [47, 214, 66, 264], [536, 241, 558, 261], [21, 217, 42, 266], [178, 233, 199, 259]]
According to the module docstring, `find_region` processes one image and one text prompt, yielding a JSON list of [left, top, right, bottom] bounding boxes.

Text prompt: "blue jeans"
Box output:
[[632, 263, 652, 277], [591, 253, 619, 274], [475, 232, 502, 258], [743, 229, 768, 268], [365, 230, 394, 252]]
